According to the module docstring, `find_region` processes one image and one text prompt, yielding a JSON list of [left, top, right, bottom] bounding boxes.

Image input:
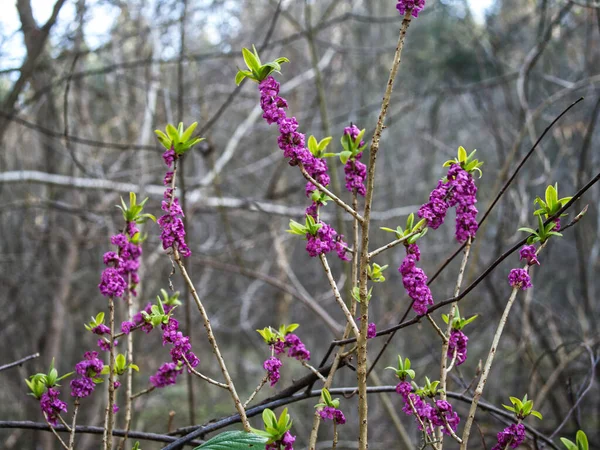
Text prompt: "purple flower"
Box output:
[[75, 351, 104, 378], [432, 400, 460, 435], [160, 318, 199, 370], [396, 0, 426, 17], [367, 323, 377, 339], [492, 423, 526, 450], [158, 196, 191, 258], [399, 248, 434, 315], [70, 376, 96, 398], [163, 148, 175, 167], [395, 381, 412, 399], [103, 251, 121, 266], [40, 388, 67, 425], [113, 404, 119, 414], [343, 125, 367, 196], [401, 393, 434, 433], [285, 334, 310, 361], [447, 164, 478, 242], [508, 268, 532, 290], [319, 406, 346, 425], [266, 431, 296, 450], [407, 243, 421, 261], [98, 338, 110, 352], [98, 267, 127, 298], [121, 321, 135, 335], [447, 329, 468, 365], [418, 180, 452, 230], [519, 245, 540, 266], [150, 362, 184, 388], [553, 217, 561, 231], [263, 357, 283, 386], [91, 324, 110, 335]]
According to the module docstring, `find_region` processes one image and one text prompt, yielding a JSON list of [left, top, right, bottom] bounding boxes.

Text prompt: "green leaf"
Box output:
[[166, 124, 179, 143], [194, 431, 268, 450], [262, 409, 277, 430], [530, 410, 543, 420], [235, 70, 251, 85], [576, 430, 588, 450], [339, 151, 352, 165], [318, 137, 332, 151], [457, 146, 467, 163], [181, 122, 198, 143], [502, 404, 516, 413], [242, 48, 261, 74], [560, 438, 578, 450], [546, 184, 558, 211]]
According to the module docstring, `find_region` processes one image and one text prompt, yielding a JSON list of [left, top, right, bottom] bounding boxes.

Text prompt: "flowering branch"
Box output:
[[356, 12, 413, 450], [43, 413, 69, 450], [459, 244, 546, 447], [368, 232, 419, 259], [102, 297, 117, 450], [440, 238, 472, 403]]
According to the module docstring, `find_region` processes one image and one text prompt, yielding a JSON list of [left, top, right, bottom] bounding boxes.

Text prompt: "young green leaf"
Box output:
[[194, 431, 268, 450]]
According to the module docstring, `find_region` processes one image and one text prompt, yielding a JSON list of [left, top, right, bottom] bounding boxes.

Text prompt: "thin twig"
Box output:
[[302, 361, 328, 383], [131, 386, 155, 400], [0, 352, 40, 372], [368, 232, 418, 259], [426, 314, 448, 343], [299, 164, 364, 224], [318, 254, 359, 337], [68, 399, 79, 450], [244, 376, 268, 408], [44, 414, 69, 450], [103, 297, 117, 450], [183, 356, 228, 389]]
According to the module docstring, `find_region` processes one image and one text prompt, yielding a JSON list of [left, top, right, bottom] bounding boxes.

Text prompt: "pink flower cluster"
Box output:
[[519, 245, 539, 266], [343, 124, 367, 196], [447, 329, 468, 366], [319, 406, 346, 425], [98, 224, 142, 298], [396, 0, 426, 17], [266, 431, 295, 450], [263, 357, 283, 387], [70, 351, 104, 399], [508, 268, 532, 290], [258, 76, 349, 261], [492, 423, 526, 450], [396, 381, 460, 435], [264, 334, 311, 387], [418, 163, 478, 243], [399, 244, 434, 315], [40, 387, 67, 426], [150, 362, 183, 388], [158, 148, 191, 257]]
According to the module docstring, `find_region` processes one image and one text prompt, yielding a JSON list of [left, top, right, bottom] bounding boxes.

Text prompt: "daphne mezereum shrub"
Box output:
[[20, 2, 595, 450]]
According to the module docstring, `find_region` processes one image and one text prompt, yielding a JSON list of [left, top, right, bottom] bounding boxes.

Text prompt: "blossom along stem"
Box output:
[[44, 413, 69, 450], [165, 160, 250, 430], [182, 356, 228, 389], [118, 275, 134, 450], [356, 16, 413, 450], [440, 238, 472, 407], [172, 249, 250, 431], [460, 242, 546, 448], [307, 195, 361, 450], [103, 297, 117, 450], [243, 376, 268, 408], [301, 361, 328, 383], [68, 399, 79, 450], [318, 254, 360, 337], [113, 323, 144, 340], [298, 164, 364, 224], [368, 232, 420, 260], [130, 386, 155, 400]]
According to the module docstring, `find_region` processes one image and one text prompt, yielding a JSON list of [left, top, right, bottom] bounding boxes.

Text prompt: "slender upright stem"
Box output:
[[460, 245, 544, 448], [68, 399, 79, 450], [307, 195, 360, 450], [173, 251, 250, 431], [244, 376, 268, 408], [118, 276, 134, 450], [357, 15, 412, 450], [440, 239, 472, 401], [103, 297, 116, 450]]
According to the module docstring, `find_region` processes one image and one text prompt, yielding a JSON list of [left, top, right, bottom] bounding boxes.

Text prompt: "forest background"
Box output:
[[0, 0, 599, 449]]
